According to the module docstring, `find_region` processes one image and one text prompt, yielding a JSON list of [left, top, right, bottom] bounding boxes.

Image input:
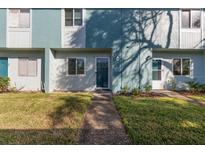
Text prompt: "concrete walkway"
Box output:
[[153, 90, 205, 107], [79, 91, 131, 145]]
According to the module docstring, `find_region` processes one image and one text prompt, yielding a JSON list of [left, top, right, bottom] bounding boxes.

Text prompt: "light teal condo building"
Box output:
[[0, 8, 205, 92]]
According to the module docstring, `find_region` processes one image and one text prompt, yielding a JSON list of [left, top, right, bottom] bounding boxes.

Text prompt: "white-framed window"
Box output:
[[173, 58, 191, 76], [18, 58, 37, 76], [8, 8, 30, 28], [68, 58, 85, 75], [181, 9, 201, 29], [65, 9, 83, 26]]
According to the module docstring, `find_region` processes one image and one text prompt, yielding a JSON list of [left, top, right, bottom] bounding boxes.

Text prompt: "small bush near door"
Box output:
[[0, 77, 10, 92], [144, 83, 152, 93], [187, 80, 205, 93]]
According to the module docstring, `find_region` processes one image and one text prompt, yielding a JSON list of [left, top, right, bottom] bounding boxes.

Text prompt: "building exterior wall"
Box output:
[[50, 50, 111, 91], [0, 9, 6, 47], [86, 8, 180, 92], [153, 51, 205, 90], [0, 8, 205, 92], [0, 50, 43, 91], [62, 9, 86, 48], [7, 9, 32, 48], [32, 8, 61, 92]]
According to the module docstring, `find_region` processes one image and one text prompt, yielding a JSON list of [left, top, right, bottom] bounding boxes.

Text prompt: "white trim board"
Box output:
[[6, 8, 32, 48]]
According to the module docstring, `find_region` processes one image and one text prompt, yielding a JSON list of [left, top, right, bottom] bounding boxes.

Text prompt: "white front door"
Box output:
[[152, 59, 163, 89]]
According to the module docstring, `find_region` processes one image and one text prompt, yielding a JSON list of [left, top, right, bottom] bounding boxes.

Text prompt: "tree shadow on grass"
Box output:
[[48, 94, 92, 128], [0, 94, 92, 145], [0, 128, 79, 145]]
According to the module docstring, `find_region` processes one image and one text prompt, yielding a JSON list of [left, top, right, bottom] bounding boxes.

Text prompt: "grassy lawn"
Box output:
[[0, 92, 92, 144], [113, 96, 205, 144], [186, 95, 205, 102]]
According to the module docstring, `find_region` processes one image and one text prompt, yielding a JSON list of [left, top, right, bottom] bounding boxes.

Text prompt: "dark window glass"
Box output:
[[152, 60, 161, 70], [173, 59, 181, 75], [77, 59, 84, 74], [65, 9, 73, 26], [182, 59, 190, 75], [182, 10, 190, 28], [74, 9, 82, 26], [68, 58, 76, 75], [192, 10, 201, 28]]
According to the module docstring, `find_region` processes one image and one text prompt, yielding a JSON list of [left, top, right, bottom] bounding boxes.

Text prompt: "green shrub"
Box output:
[[168, 78, 177, 91], [131, 88, 140, 95], [197, 84, 205, 92], [144, 83, 152, 93], [0, 77, 10, 92], [187, 80, 205, 93], [121, 85, 129, 94]]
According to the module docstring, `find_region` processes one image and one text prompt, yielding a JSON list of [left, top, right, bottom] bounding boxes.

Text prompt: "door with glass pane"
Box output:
[[96, 57, 109, 89], [152, 59, 163, 89]]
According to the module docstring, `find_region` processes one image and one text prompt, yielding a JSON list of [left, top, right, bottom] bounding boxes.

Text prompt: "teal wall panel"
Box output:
[[0, 9, 6, 47], [86, 9, 122, 92], [32, 9, 61, 92], [32, 8, 61, 48], [86, 8, 179, 92]]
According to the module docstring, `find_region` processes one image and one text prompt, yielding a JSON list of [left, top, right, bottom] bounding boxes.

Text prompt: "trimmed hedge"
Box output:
[[0, 77, 10, 92]]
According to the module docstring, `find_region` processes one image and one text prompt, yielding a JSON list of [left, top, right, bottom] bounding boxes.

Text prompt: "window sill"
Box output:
[[181, 28, 201, 32], [173, 75, 191, 77], [66, 74, 86, 77]]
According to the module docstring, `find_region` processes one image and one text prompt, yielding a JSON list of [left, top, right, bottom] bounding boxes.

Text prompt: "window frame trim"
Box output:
[[172, 58, 191, 76], [67, 57, 86, 76], [6, 8, 32, 48], [18, 57, 38, 77], [181, 9, 202, 29], [64, 8, 84, 27], [8, 8, 31, 28]]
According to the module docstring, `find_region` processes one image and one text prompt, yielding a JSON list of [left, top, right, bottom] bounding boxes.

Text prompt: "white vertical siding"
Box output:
[[153, 51, 205, 90], [61, 9, 86, 48], [0, 51, 43, 91], [50, 51, 111, 91], [9, 58, 42, 91], [181, 30, 201, 48], [6, 9, 32, 48], [8, 30, 31, 47], [64, 26, 85, 48]]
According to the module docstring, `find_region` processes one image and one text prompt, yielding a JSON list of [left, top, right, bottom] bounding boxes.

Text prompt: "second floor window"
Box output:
[[181, 9, 201, 29], [65, 9, 83, 26], [9, 9, 30, 28]]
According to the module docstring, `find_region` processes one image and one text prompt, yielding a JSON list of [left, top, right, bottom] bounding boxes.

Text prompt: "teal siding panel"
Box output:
[[0, 57, 8, 77], [86, 9, 179, 92], [32, 9, 61, 92], [32, 9, 61, 48], [86, 9, 122, 92], [0, 9, 6, 47]]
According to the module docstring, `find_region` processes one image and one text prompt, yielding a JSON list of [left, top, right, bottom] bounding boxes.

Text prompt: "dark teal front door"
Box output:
[[96, 57, 109, 88], [0, 57, 8, 77]]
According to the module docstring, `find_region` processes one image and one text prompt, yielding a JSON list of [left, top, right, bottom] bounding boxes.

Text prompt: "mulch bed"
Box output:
[[178, 91, 205, 96], [115, 92, 165, 97]]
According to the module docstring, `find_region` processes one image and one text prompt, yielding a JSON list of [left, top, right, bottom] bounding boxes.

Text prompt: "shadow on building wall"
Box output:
[[61, 9, 175, 91]]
